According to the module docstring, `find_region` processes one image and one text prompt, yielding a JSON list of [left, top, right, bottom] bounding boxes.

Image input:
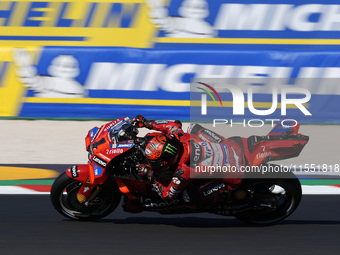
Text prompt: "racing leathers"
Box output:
[[137, 118, 244, 202]]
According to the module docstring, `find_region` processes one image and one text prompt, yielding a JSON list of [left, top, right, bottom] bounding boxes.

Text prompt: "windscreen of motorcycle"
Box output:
[[109, 117, 138, 144]]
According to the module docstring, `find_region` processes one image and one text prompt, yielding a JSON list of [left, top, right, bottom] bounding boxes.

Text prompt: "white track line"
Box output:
[[0, 186, 49, 194], [302, 185, 340, 195]]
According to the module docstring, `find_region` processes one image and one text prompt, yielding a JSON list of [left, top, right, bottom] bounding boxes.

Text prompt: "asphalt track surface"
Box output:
[[0, 194, 339, 255], [1, 121, 339, 254]]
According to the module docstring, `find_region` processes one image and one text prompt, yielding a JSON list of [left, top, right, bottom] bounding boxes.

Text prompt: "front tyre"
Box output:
[[235, 169, 302, 225], [50, 173, 121, 221]]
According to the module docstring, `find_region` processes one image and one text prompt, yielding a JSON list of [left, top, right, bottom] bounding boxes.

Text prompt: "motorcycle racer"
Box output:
[[132, 115, 244, 205], [51, 115, 307, 222]]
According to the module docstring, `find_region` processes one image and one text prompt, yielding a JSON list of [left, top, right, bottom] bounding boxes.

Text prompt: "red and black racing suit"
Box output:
[[144, 120, 244, 201]]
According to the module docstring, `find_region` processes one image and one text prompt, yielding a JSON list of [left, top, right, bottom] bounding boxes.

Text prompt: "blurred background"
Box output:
[[1, 1, 340, 254]]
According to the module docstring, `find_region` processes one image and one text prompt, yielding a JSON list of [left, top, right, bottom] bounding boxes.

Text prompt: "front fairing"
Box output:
[[85, 117, 135, 184]]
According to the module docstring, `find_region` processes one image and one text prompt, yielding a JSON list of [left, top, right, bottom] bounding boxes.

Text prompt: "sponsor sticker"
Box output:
[[71, 165, 78, 178], [92, 155, 107, 168], [93, 164, 104, 176], [110, 143, 134, 149]]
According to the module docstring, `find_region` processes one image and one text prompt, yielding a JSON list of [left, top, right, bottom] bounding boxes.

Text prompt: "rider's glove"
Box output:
[[133, 115, 147, 128], [137, 164, 154, 182], [133, 115, 154, 129], [144, 120, 154, 129]]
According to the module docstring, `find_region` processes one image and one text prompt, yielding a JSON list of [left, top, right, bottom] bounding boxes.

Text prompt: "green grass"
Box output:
[[299, 179, 340, 185], [0, 180, 54, 186]]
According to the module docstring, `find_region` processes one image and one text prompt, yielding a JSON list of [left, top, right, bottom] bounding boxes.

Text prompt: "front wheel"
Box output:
[[235, 169, 302, 225], [50, 173, 121, 221]]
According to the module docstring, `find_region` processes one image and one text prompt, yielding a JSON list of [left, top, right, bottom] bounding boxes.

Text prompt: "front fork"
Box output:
[[66, 164, 108, 204], [76, 184, 98, 204]]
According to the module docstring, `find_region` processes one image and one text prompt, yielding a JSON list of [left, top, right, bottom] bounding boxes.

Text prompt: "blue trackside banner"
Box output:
[[2, 0, 340, 50], [0, 0, 340, 123], [150, 0, 340, 50], [4, 47, 339, 123]]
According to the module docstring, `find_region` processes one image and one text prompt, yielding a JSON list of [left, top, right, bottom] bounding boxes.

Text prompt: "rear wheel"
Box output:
[[50, 173, 121, 221], [235, 168, 302, 225]]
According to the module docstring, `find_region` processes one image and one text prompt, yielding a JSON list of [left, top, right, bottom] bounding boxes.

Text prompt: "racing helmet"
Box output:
[[145, 134, 181, 171]]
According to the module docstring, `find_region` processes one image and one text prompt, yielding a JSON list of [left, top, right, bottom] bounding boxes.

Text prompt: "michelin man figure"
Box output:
[[147, 0, 215, 38], [13, 48, 85, 98]]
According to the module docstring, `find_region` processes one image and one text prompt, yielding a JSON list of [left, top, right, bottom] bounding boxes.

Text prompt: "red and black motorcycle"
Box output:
[[50, 117, 308, 225]]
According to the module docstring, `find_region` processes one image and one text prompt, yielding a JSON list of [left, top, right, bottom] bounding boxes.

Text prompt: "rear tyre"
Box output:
[[50, 173, 121, 221], [235, 167, 302, 225]]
